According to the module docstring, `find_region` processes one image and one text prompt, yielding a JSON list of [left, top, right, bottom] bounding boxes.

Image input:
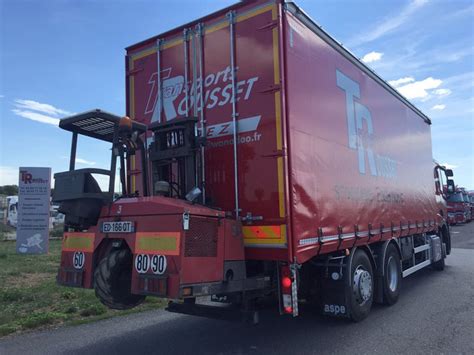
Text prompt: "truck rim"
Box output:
[[353, 266, 372, 305], [387, 256, 399, 292]]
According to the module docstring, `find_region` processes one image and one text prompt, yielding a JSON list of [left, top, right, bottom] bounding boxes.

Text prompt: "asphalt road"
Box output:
[[1, 223, 473, 355]]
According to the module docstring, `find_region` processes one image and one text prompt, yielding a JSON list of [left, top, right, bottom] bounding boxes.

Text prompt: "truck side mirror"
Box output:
[[445, 169, 453, 177], [447, 179, 455, 194]]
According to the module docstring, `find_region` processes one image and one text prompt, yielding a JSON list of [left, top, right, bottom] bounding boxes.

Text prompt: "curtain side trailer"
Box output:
[[54, 0, 455, 322]]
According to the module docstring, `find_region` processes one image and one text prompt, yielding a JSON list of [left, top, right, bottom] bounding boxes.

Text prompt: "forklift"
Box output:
[[53, 109, 266, 320]]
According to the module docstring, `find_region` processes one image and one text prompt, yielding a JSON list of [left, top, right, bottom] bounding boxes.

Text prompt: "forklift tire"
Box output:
[[349, 249, 374, 322], [382, 244, 401, 306], [94, 248, 145, 310]]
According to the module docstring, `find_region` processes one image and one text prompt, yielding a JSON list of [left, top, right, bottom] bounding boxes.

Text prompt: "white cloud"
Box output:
[[440, 163, 458, 170], [361, 51, 384, 63], [0, 166, 19, 185], [388, 77, 415, 87], [434, 88, 451, 97], [449, 4, 474, 19], [348, 0, 429, 47], [431, 104, 446, 110], [12, 109, 60, 126], [13, 99, 72, 116], [76, 158, 96, 166], [11, 99, 73, 127], [396, 77, 442, 99]]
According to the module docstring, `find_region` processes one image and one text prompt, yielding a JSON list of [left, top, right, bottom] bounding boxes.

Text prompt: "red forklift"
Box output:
[[53, 110, 265, 320]]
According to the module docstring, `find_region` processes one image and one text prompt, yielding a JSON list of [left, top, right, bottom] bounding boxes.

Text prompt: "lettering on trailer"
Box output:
[[324, 304, 346, 316], [145, 66, 259, 123], [145, 115, 262, 149], [336, 70, 397, 179]]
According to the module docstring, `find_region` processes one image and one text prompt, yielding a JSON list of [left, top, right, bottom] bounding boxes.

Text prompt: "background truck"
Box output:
[[54, 0, 455, 322], [447, 188, 471, 225], [6, 195, 18, 228], [469, 192, 474, 220]]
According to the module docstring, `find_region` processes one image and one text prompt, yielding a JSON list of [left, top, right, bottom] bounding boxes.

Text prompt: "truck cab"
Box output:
[[447, 191, 469, 225], [461, 191, 472, 222]]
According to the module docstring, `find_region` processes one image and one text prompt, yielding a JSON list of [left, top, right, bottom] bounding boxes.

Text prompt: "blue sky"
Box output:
[[1, 0, 473, 189]]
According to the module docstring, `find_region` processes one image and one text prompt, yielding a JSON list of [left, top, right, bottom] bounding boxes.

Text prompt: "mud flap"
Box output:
[[320, 275, 351, 318]]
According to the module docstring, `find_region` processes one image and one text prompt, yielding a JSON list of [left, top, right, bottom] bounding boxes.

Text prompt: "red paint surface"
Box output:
[[127, 1, 282, 225], [284, 12, 441, 262], [124, 0, 444, 264]]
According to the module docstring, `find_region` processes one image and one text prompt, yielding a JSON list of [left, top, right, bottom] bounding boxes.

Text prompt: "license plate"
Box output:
[[102, 221, 135, 233]]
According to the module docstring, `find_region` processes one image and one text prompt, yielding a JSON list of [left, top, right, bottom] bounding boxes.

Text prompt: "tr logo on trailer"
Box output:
[[336, 70, 397, 179]]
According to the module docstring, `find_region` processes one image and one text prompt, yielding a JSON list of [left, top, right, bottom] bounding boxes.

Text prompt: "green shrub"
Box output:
[[65, 306, 78, 314], [79, 304, 106, 317], [61, 290, 76, 300], [0, 288, 23, 302], [0, 324, 19, 336]]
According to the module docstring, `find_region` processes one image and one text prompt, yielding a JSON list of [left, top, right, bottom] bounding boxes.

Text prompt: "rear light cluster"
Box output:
[[280, 265, 294, 314]]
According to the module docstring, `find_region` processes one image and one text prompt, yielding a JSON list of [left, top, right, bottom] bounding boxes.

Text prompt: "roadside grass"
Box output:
[[0, 239, 166, 337]]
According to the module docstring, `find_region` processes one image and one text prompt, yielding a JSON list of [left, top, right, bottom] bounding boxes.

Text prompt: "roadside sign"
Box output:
[[16, 167, 51, 254]]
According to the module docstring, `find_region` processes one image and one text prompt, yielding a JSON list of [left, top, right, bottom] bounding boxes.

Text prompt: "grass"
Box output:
[[0, 239, 166, 337]]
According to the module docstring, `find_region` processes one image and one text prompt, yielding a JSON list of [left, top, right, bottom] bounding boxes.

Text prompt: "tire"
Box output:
[[382, 244, 401, 306], [349, 249, 374, 322], [432, 253, 445, 271], [443, 227, 451, 255], [94, 248, 145, 310]]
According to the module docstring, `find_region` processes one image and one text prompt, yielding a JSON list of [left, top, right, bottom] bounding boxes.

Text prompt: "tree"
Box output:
[[0, 185, 19, 196]]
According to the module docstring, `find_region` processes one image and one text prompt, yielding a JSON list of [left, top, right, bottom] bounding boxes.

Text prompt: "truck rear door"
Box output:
[[126, 0, 289, 255]]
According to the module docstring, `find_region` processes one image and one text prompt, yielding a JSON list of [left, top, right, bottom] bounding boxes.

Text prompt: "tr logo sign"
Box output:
[[20, 170, 49, 184], [20, 170, 33, 184], [336, 70, 397, 179]]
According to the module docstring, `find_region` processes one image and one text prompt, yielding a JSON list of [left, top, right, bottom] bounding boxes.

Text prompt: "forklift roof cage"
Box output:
[[53, 109, 149, 229], [59, 109, 147, 143]]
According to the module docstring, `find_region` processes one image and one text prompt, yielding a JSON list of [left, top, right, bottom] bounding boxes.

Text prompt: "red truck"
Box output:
[[53, 0, 456, 322], [469, 192, 474, 220], [461, 190, 472, 222], [447, 188, 471, 224]]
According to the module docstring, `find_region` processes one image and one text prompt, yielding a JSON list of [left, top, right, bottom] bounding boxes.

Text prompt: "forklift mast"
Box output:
[[148, 117, 205, 203]]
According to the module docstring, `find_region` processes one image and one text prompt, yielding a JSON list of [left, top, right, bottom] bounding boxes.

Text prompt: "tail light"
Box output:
[[280, 264, 296, 315]]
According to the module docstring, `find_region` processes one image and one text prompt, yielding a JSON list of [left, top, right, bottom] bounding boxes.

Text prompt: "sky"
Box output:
[[0, 0, 473, 189]]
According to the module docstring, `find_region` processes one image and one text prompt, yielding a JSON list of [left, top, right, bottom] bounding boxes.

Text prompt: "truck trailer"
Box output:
[[54, 0, 456, 322]]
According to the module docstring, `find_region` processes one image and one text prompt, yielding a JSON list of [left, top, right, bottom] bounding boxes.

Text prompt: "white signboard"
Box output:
[[16, 167, 51, 254]]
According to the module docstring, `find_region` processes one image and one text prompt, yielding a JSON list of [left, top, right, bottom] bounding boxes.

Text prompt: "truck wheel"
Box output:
[[382, 244, 401, 305], [443, 227, 451, 255], [94, 249, 145, 310], [349, 249, 374, 322], [432, 254, 445, 271]]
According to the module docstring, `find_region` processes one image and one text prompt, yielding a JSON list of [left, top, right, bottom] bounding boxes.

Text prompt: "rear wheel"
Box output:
[[442, 226, 451, 255], [432, 253, 445, 271], [382, 244, 401, 305], [349, 249, 374, 322], [94, 248, 145, 310]]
